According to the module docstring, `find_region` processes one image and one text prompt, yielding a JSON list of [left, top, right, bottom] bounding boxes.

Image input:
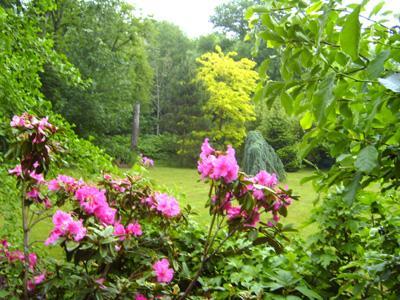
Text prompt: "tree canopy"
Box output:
[[195, 47, 259, 148]]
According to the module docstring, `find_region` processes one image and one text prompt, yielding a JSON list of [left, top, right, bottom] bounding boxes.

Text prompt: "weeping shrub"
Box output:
[[242, 130, 286, 180]]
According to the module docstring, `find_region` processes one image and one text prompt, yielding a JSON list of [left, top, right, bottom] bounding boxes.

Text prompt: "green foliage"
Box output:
[[242, 130, 285, 179], [41, 0, 153, 141], [0, 2, 116, 245], [210, 0, 260, 39], [276, 145, 300, 172], [250, 0, 400, 297], [256, 103, 303, 170], [138, 134, 179, 162], [98, 135, 136, 165]]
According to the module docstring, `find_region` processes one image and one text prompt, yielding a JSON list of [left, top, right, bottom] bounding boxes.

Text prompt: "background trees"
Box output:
[[40, 0, 152, 158]]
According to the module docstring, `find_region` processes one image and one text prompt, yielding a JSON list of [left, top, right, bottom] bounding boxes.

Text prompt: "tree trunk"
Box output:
[[131, 102, 140, 150], [155, 67, 160, 135]]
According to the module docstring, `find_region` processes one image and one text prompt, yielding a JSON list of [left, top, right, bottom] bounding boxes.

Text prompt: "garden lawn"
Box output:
[[148, 167, 318, 237]]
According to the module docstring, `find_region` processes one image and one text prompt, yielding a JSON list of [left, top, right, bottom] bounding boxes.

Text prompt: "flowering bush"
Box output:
[[140, 155, 154, 168], [2, 114, 295, 299]]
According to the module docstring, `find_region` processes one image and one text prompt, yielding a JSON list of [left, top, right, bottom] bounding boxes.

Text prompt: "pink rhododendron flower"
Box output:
[[141, 156, 154, 167], [197, 139, 239, 183], [126, 221, 142, 236], [75, 186, 107, 214], [154, 193, 181, 218], [1, 239, 9, 249], [26, 188, 40, 199], [94, 204, 116, 225], [7, 250, 24, 262], [27, 273, 46, 292], [75, 185, 116, 224], [45, 210, 86, 245], [227, 206, 246, 220], [152, 258, 174, 283], [135, 294, 148, 300], [47, 179, 60, 191], [27, 280, 35, 292], [32, 134, 45, 144], [29, 253, 37, 270], [252, 189, 265, 200], [103, 174, 112, 180], [113, 223, 126, 241], [34, 273, 45, 285], [43, 197, 52, 209], [273, 214, 280, 222], [95, 278, 106, 289], [8, 164, 22, 177], [200, 138, 214, 159], [245, 209, 260, 227], [29, 171, 44, 183], [254, 170, 277, 187], [10, 115, 26, 127], [48, 175, 81, 192]]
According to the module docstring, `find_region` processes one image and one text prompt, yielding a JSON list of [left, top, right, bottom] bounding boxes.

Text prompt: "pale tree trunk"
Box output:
[[155, 67, 161, 136], [131, 102, 140, 150]]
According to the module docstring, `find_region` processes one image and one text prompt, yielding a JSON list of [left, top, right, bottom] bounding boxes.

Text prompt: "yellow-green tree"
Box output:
[[196, 46, 258, 147]]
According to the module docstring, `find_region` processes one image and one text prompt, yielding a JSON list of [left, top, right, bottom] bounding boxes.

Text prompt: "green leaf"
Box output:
[[300, 111, 313, 130], [366, 50, 390, 79], [313, 73, 335, 123], [280, 91, 293, 114], [295, 286, 323, 300], [355, 146, 379, 173], [378, 73, 400, 92], [343, 172, 362, 204], [340, 6, 361, 60], [369, 1, 385, 17], [306, 1, 323, 15]]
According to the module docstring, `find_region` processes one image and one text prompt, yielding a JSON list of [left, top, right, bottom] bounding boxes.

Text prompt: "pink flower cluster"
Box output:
[[48, 174, 83, 193], [28, 273, 46, 291], [246, 170, 278, 201], [0, 241, 37, 270], [197, 138, 239, 183], [8, 162, 45, 184], [45, 210, 86, 245], [152, 258, 174, 283], [103, 174, 131, 193], [75, 186, 116, 225], [113, 221, 142, 241], [145, 192, 181, 218], [10, 113, 56, 144], [141, 156, 154, 167], [0, 240, 45, 291]]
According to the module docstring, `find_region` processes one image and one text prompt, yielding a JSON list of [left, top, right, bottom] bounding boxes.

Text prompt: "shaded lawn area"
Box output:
[[148, 167, 319, 237]]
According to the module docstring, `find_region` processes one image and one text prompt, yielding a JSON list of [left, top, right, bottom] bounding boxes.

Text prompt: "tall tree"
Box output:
[[41, 0, 152, 141], [148, 21, 195, 135], [195, 47, 259, 148]]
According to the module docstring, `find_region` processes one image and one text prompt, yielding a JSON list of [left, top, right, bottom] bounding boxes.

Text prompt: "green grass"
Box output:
[[148, 167, 319, 236], [0, 167, 319, 259]]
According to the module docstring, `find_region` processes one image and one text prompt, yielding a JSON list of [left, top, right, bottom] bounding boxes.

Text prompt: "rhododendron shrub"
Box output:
[[179, 139, 294, 298], [4, 113, 60, 298], [2, 114, 295, 299], [0, 240, 46, 294]]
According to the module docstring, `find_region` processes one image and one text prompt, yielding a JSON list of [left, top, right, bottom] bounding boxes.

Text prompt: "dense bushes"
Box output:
[[138, 134, 179, 163], [256, 104, 303, 171]]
